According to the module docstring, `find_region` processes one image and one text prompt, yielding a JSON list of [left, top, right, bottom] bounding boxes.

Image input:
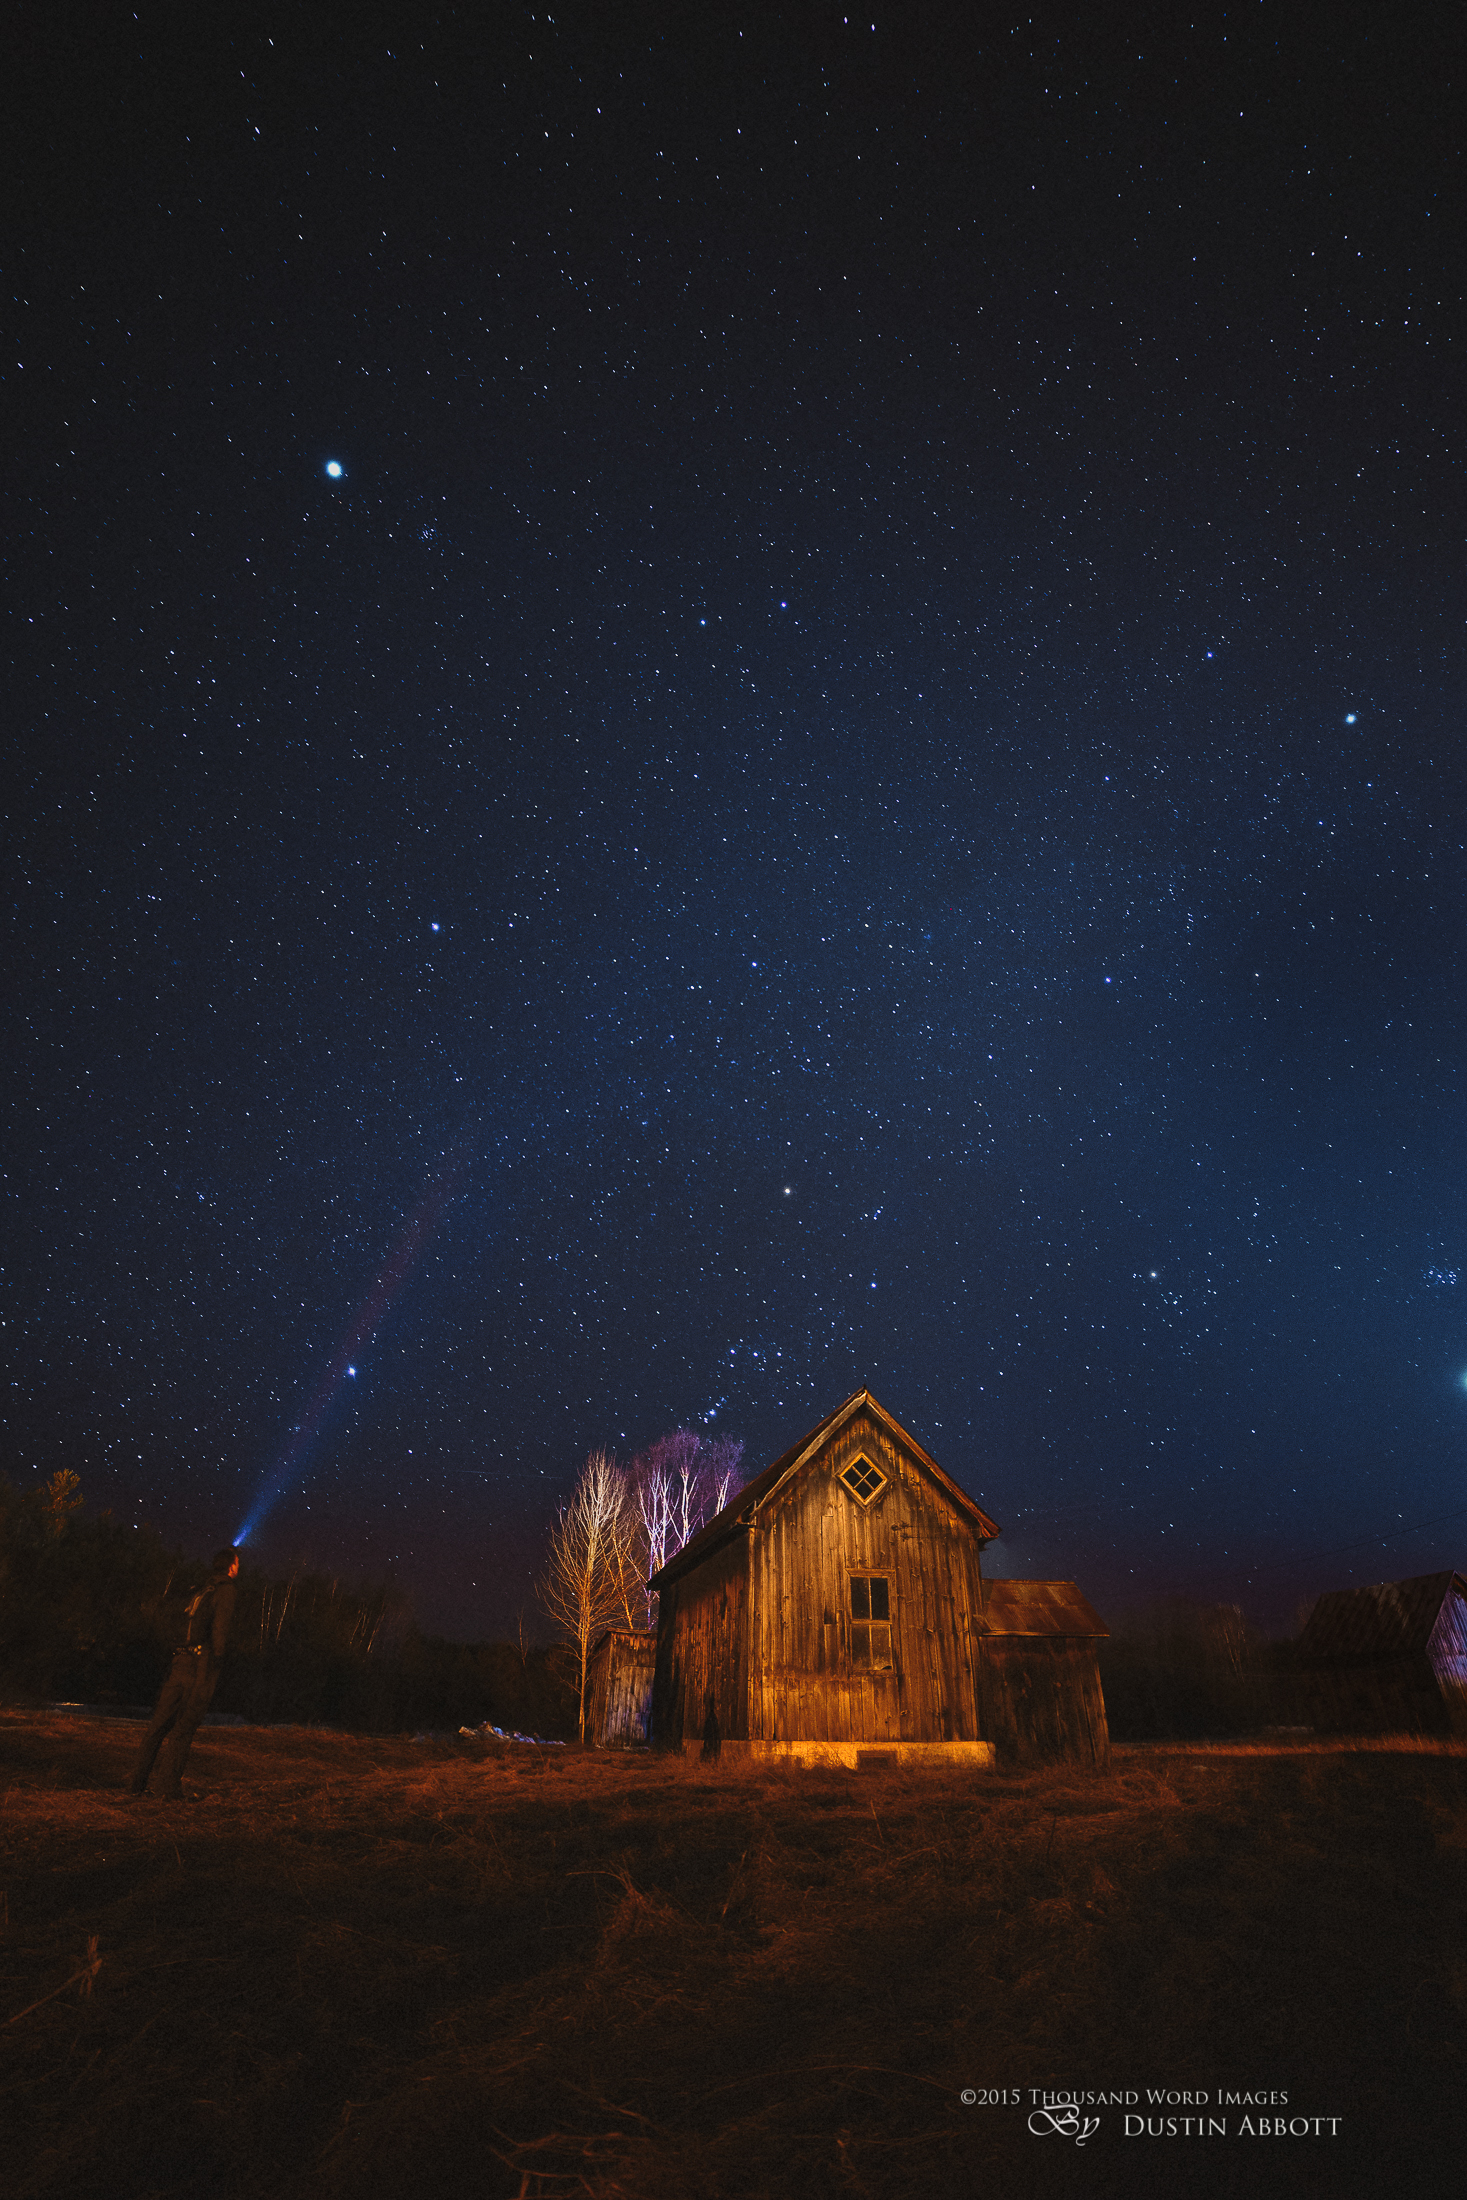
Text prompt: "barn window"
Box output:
[[840, 1456, 886, 1504], [850, 1575, 893, 1669]]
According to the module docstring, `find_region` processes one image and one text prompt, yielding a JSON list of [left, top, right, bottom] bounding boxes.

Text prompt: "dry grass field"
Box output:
[[2, 1710, 1464, 2200]]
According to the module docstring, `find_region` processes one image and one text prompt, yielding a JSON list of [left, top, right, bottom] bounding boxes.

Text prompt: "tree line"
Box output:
[[4, 1453, 1309, 1743], [0, 1469, 572, 1735], [0, 1430, 746, 1738]]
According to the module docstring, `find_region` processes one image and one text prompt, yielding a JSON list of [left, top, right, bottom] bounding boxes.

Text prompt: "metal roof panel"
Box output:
[[980, 1579, 1110, 1638], [1298, 1572, 1463, 1660]]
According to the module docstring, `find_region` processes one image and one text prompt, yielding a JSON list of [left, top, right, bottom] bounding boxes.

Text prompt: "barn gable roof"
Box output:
[[1298, 1571, 1465, 1660], [980, 1579, 1109, 1638], [647, 1388, 1001, 1592]]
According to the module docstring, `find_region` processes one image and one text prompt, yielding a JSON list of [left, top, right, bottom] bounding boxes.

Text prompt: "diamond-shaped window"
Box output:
[[840, 1457, 886, 1504]]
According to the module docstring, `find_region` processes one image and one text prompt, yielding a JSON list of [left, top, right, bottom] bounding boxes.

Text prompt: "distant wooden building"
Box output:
[[980, 1580, 1110, 1766], [648, 1388, 1110, 1768], [586, 1628, 657, 1747], [1298, 1571, 1467, 1737]]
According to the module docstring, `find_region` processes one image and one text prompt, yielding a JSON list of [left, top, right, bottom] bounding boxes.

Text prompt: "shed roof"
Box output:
[[588, 1626, 657, 1662], [1298, 1571, 1465, 1660], [980, 1579, 1109, 1638], [648, 1388, 1001, 1592]]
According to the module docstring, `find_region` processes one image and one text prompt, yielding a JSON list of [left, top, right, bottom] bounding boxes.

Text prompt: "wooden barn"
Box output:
[[648, 1388, 1110, 1768], [585, 1628, 657, 1748], [1297, 1571, 1467, 1737]]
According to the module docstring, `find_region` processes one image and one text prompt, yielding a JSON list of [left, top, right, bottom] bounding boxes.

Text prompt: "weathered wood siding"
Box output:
[[587, 1630, 657, 1747], [651, 1534, 749, 1749], [1428, 1587, 1467, 1736], [747, 1405, 984, 1744], [1297, 1573, 1467, 1737], [1304, 1653, 1455, 1737], [981, 1638, 1111, 1766]]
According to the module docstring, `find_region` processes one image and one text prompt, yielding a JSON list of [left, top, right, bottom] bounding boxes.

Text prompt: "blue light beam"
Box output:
[[235, 1142, 471, 1545]]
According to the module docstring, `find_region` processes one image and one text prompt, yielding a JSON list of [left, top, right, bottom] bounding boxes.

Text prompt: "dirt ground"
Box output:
[[2, 1710, 1464, 2200]]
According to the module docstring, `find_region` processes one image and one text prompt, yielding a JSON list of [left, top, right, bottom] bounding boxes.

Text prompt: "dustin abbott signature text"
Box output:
[[962, 2090, 1341, 2143]]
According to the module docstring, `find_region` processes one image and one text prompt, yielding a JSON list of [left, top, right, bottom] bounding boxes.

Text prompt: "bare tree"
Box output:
[[705, 1434, 745, 1517], [665, 1430, 705, 1553], [1205, 1602, 1253, 1678], [627, 1430, 746, 1626], [632, 1458, 674, 1627], [42, 1467, 83, 1539], [538, 1450, 639, 1740]]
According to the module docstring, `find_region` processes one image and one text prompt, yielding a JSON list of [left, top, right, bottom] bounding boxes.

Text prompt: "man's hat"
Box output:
[[211, 1548, 238, 1577]]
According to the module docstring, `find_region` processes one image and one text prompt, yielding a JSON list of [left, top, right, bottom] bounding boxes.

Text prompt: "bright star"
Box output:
[[325, 460, 343, 479], [346, 1365, 357, 1377], [1345, 712, 1357, 724]]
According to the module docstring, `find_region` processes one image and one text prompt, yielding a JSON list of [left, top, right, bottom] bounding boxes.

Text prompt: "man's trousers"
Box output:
[[129, 1651, 218, 1797]]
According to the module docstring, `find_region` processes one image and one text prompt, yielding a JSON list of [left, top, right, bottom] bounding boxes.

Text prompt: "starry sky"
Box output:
[[8, 3, 1465, 1641]]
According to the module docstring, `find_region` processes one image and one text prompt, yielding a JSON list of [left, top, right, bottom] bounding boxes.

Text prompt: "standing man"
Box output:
[[129, 1547, 240, 1799]]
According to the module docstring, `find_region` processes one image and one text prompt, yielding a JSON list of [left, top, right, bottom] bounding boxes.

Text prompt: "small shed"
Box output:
[[585, 1628, 657, 1748], [648, 1387, 1110, 1769], [979, 1580, 1111, 1767], [1297, 1571, 1467, 1737]]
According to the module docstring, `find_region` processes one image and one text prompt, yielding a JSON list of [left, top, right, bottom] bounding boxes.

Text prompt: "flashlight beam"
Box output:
[[235, 1142, 471, 1543]]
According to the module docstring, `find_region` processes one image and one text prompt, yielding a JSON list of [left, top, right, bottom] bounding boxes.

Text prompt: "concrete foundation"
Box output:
[[676, 1738, 996, 1770]]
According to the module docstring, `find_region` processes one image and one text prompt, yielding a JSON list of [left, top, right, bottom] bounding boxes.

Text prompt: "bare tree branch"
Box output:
[[632, 1462, 672, 1627], [538, 1451, 638, 1740], [627, 1431, 746, 1627]]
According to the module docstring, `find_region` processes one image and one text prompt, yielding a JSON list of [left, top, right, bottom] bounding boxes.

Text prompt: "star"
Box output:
[[12, 8, 1459, 1652]]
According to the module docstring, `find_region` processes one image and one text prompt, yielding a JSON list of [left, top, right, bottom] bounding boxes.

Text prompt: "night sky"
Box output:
[[9, 3, 1465, 1641]]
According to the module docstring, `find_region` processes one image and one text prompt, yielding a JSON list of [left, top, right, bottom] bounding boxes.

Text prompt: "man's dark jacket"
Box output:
[[130, 1569, 239, 1796], [185, 1575, 239, 1673]]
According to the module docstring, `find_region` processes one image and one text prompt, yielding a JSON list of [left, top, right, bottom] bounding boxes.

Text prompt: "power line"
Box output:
[[1000, 1492, 1467, 1586], [1236, 1501, 1467, 1580]]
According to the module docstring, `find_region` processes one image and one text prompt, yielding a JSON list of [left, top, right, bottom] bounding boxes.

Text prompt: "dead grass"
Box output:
[[2, 1712, 1464, 2199]]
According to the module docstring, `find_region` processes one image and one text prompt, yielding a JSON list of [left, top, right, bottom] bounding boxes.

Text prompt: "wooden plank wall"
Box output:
[[745, 1405, 985, 1745], [585, 1633, 614, 1745], [651, 1536, 750, 1748], [1304, 1652, 1452, 1737], [981, 1638, 1110, 1767], [588, 1631, 657, 1746], [1428, 1589, 1467, 1736]]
